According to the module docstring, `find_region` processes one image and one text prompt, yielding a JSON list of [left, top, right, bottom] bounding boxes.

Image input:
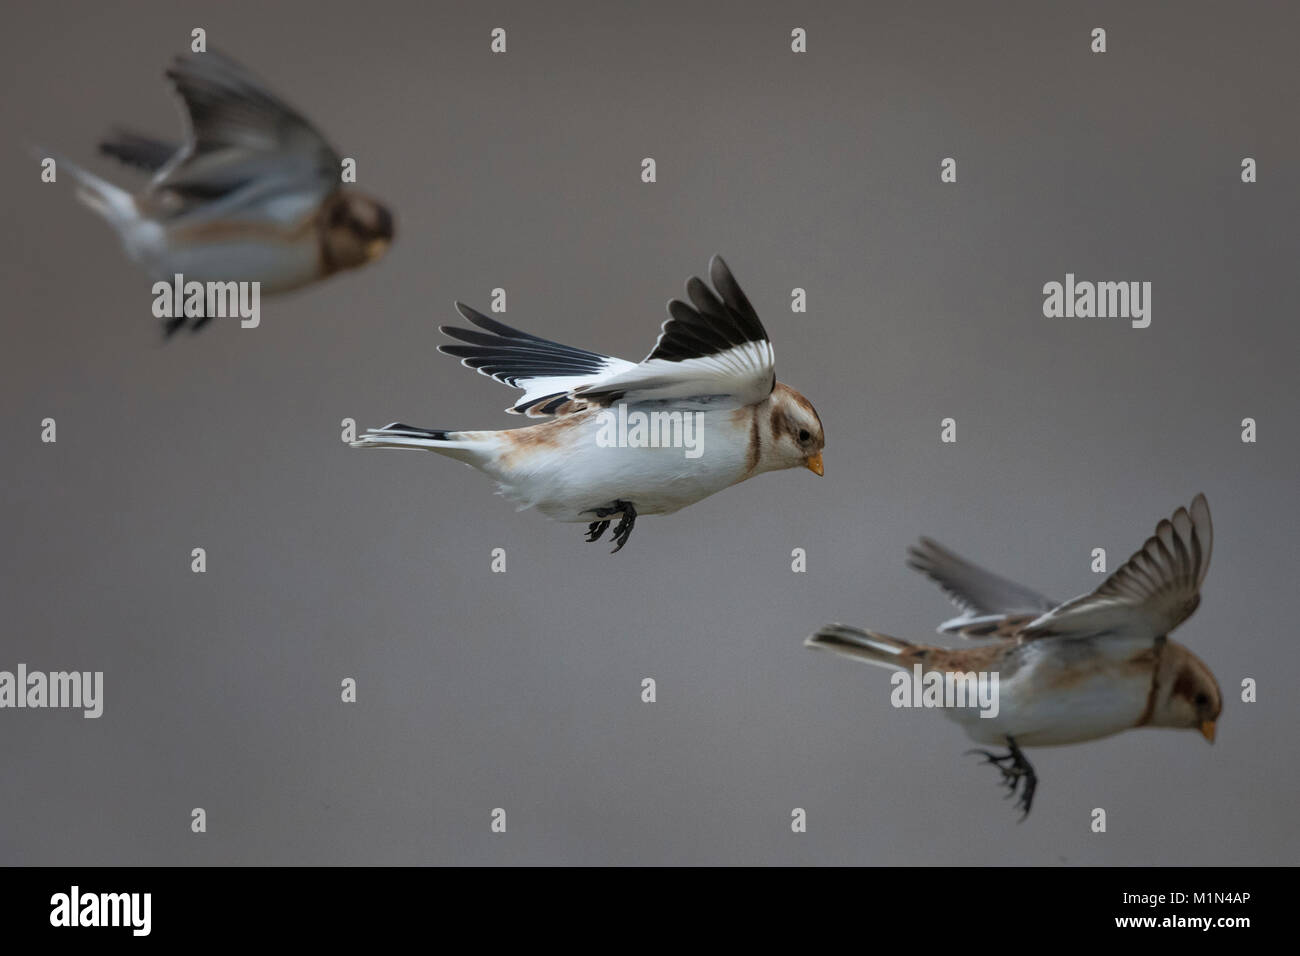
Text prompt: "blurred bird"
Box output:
[[353, 256, 825, 552], [48, 49, 394, 335], [806, 495, 1221, 817]]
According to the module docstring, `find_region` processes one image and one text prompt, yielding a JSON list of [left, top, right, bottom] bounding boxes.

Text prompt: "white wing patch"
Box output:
[[439, 304, 635, 417], [439, 255, 777, 416], [573, 340, 775, 410], [573, 255, 775, 410]]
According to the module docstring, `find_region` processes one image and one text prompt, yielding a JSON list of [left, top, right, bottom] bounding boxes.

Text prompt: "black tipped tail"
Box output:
[[379, 422, 450, 441], [350, 422, 475, 456], [804, 625, 916, 670]]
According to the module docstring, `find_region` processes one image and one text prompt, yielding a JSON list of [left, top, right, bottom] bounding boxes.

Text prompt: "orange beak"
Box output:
[[805, 452, 824, 477], [1199, 720, 1216, 743]]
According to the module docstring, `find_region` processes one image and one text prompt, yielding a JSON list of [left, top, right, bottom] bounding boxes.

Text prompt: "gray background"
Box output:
[[2, 0, 1297, 865]]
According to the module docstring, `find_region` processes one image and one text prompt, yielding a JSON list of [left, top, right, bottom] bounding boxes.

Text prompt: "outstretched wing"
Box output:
[[906, 537, 1056, 638], [146, 50, 340, 220], [438, 255, 776, 416], [439, 306, 636, 417], [99, 128, 180, 173], [573, 255, 775, 410], [1021, 494, 1213, 644]]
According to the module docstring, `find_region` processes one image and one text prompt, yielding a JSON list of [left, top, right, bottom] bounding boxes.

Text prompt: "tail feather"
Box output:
[[375, 422, 451, 441], [351, 422, 483, 463], [36, 146, 137, 226], [805, 624, 917, 671]]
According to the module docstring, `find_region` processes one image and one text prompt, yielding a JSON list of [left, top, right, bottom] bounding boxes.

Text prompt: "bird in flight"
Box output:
[[806, 495, 1221, 817], [47, 49, 394, 335], [353, 256, 825, 552]]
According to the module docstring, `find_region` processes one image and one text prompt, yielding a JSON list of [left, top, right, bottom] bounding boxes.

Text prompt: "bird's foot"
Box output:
[[609, 505, 637, 553], [966, 736, 1038, 820], [966, 748, 1021, 788], [583, 500, 637, 553]]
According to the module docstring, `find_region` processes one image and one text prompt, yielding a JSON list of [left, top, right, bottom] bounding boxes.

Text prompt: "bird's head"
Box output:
[[764, 383, 825, 477], [321, 191, 395, 273], [1151, 641, 1222, 743]]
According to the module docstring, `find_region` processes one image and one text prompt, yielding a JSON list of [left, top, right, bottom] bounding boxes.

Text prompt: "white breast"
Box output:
[[485, 408, 757, 520], [945, 641, 1155, 747], [128, 191, 326, 294], [146, 237, 322, 294]]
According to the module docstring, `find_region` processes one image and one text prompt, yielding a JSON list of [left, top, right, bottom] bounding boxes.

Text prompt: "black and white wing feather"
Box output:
[[1021, 494, 1213, 644], [906, 538, 1057, 638], [440, 306, 635, 417], [438, 256, 776, 416], [574, 255, 775, 410]]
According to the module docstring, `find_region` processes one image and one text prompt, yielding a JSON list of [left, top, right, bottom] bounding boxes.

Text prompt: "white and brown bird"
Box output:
[[352, 256, 825, 552], [50, 49, 394, 334], [806, 495, 1222, 817]]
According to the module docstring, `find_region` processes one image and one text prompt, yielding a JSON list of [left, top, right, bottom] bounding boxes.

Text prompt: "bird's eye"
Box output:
[[798, 429, 811, 442], [1194, 693, 1209, 707]]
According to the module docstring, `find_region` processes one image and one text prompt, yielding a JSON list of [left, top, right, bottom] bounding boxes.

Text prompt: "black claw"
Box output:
[[609, 506, 637, 553], [1016, 773, 1038, 821], [583, 501, 637, 553], [968, 737, 1038, 818]]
